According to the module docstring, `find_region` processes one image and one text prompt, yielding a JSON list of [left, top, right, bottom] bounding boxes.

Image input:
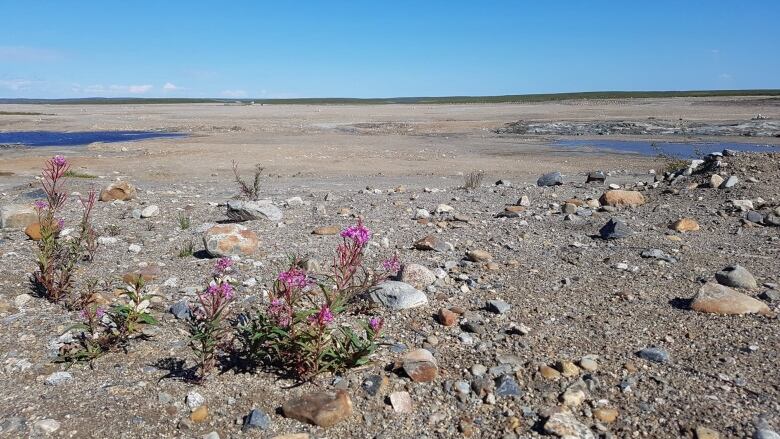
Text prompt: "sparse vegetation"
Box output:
[[64, 169, 97, 179], [232, 160, 264, 200], [462, 170, 484, 190], [177, 213, 191, 230], [178, 239, 195, 258]]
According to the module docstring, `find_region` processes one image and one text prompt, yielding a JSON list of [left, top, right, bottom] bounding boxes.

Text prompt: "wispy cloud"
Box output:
[[71, 83, 154, 95], [0, 46, 63, 62], [0, 78, 35, 90], [221, 89, 247, 98], [162, 82, 180, 91], [718, 73, 733, 80]]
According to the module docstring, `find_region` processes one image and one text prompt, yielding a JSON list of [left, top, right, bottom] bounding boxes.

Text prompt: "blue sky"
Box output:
[[2, 1, 779, 99]]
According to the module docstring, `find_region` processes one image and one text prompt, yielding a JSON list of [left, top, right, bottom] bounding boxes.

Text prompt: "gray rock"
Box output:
[[0, 204, 37, 229], [494, 375, 522, 397], [755, 429, 780, 439], [537, 172, 563, 187], [186, 391, 205, 409], [721, 175, 739, 188], [33, 419, 60, 434], [45, 371, 73, 385], [760, 289, 780, 302], [765, 214, 780, 227], [637, 347, 670, 363], [486, 299, 511, 314], [745, 211, 764, 224], [369, 281, 428, 310], [716, 265, 758, 289], [586, 171, 606, 183], [361, 375, 384, 396], [544, 412, 595, 439], [640, 249, 677, 263], [169, 300, 191, 320], [226, 199, 283, 222], [140, 205, 159, 218], [243, 408, 271, 431], [599, 218, 631, 239]]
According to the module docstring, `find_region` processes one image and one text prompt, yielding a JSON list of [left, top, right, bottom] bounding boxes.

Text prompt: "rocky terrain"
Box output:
[[0, 144, 779, 439]]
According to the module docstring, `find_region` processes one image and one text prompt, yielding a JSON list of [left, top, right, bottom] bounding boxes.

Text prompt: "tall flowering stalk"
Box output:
[[189, 258, 237, 380], [33, 155, 99, 302], [238, 220, 398, 380]]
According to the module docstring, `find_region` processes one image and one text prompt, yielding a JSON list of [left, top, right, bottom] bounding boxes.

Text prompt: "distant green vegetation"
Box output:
[[64, 170, 97, 179], [0, 110, 51, 115], [1, 90, 779, 105]]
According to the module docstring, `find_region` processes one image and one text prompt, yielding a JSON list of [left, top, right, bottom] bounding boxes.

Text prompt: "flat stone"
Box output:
[[640, 248, 677, 263], [414, 235, 450, 252], [0, 204, 37, 229], [494, 375, 522, 397], [691, 282, 770, 316], [486, 299, 510, 314], [33, 419, 60, 434], [695, 426, 720, 439], [544, 412, 595, 439], [586, 171, 606, 183], [465, 249, 492, 262], [721, 175, 738, 188], [282, 390, 352, 428], [99, 181, 137, 201], [140, 205, 159, 218], [709, 174, 724, 188], [370, 281, 428, 310], [226, 199, 283, 222], [637, 347, 670, 363], [537, 172, 563, 187], [399, 264, 436, 290], [312, 225, 340, 235], [671, 217, 700, 232], [715, 265, 758, 289], [389, 391, 413, 413], [203, 224, 259, 257], [599, 218, 631, 239], [745, 211, 764, 224], [243, 408, 271, 431], [402, 348, 438, 382], [45, 371, 72, 385], [593, 408, 619, 424], [599, 190, 646, 208]]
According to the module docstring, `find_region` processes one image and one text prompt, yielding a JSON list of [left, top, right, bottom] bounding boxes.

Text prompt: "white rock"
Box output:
[[140, 205, 160, 218], [128, 244, 142, 253]]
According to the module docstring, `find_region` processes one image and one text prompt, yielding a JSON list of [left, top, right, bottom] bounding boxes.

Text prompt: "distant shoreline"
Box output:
[[2, 89, 779, 105]]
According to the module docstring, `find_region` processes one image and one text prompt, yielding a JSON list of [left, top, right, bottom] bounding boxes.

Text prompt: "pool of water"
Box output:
[[552, 139, 778, 158], [0, 130, 185, 147]]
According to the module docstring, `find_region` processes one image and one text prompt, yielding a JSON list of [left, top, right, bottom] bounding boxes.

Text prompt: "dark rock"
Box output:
[[243, 408, 271, 431], [637, 347, 670, 363], [586, 171, 606, 183], [169, 301, 191, 320], [494, 375, 522, 397], [599, 218, 631, 239], [537, 172, 563, 187]]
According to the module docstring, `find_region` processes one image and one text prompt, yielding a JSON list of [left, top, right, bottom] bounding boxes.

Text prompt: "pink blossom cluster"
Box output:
[[307, 305, 334, 327], [214, 257, 233, 275], [206, 282, 234, 301], [268, 298, 292, 327], [278, 267, 311, 289], [382, 254, 401, 273], [340, 221, 372, 246]]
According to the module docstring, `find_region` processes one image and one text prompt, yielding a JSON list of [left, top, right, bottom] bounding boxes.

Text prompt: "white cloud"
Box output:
[[221, 89, 247, 98], [162, 82, 179, 91], [0, 78, 34, 90], [718, 73, 733, 80], [0, 46, 62, 62], [71, 83, 153, 95]]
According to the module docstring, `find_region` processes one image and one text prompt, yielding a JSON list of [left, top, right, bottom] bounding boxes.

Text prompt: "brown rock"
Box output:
[[312, 225, 340, 235], [671, 217, 700, 232], [695, 426, 720, 439], [593, 408, 619, 424], [413, 235, 449, 252], [485, 262, 500, 271], [565, 198, 586, 207], [122, 265, 162, 284], [539, 365, 561, 380], [203, 224, 259, 257], [402, 349, 438, 382], [282, 390, 352, 428], [438, 308, 458, 326], [337, 207, 351, 216], [0, 204, 38, 229], [465, 250, 492, 262], [24, 222, 44, 240], [709, 174, 724, 188], [599, 190, 646, 208], [505, 205, 525, 213], [190, 406, 208, 423], [556, 360, 580, 377], [99, 181, 137, 202], [690, 282, 771, 316]]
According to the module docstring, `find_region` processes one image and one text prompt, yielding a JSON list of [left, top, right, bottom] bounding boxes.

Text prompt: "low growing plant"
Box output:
[[177, 239, 195, 258], [231, 160, 264, 200], [237, 220, 398, 380], [462, 170, 484, 190], [177, 213, 191, 230], [33, 155, 99, 302]]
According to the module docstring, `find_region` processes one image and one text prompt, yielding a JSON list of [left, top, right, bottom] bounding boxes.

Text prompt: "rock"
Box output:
[[637, 347, 670, 363], [45, 371, 72, 385], [370, 281, 428, 310], [128, 244, 142, 253], [435, 203, 454, 214], [24, 222, 45, 240], [593, 408, 618, 424], [709, 174, 724, 188], [557, 360, 580, 377], [414, 235, 450, 252], [389, 391, 413, 413], [640, 248, 677, 263], [226, 199, 283, 222], [465, 250, 492, 262], [599, 218, 631, 239], [599, 190, 646, 208], [399, 264, 436, 290], [579, 355, 598, 372], [586, 171, 606, 183], [0, 204, 37, 229], [243, 408, 271, 431], [561, 385, 587, 407], [99, 181, 137, 202], [122, 265, 161, 284], [755, 428, 780, 439], [760, 289, 780, 302], [438, 308, 458, 326], [745, 211, 764, 224], [282, 390, 352, 428], [402, 349, 438, 382], [732, 199, 754, 211], [544, 411, 595, 439], [765, 214, 780, 227], [537, 172, 563, 187], [190, 406, 208, 423], [540, 365, 561, 380], [696, 426, 720, 439], [312, 225, 340, 235], [140, 205, 159, 218], [33, 419, 60, 434], [494, 375, 522, 397], [671, 217, 700, 232], [186, 391, 205, 409], [271, 435, 310, 439], [562, 203, 577, 214], [203, 224, 259, 257], [715, 265, 758, 289], [97, 236, 118, 245], [361, 375, 387, 397], [518, 195, 531, 206], [691, 282, 770, 316], [14, 293, 32, 307], [721, 175, 738, 188], [169, 300, 192, 320], [414, 208, 430, 219], [202, 433, 219, 439], [486, 299, 510, 314], [285, 196, 303, 207]]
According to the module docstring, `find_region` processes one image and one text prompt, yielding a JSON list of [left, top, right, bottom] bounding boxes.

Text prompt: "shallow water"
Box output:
[[0, 130, 185, 147], [552, 139, 778, 158]]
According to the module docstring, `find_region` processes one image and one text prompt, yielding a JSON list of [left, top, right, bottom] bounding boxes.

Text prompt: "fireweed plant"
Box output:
[[33, 155, 99, 302], [238, 220, 398, 380], [189, 257, 237, 380]]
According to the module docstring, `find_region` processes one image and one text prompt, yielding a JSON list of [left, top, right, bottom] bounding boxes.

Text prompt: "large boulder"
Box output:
[[690, 282, 770, 316], [203, 224, 259, 257], [1, 204, 37, 229], [99, 181, 137, 202], [599, 190, 646, 208], [226, 200, 283, 222]]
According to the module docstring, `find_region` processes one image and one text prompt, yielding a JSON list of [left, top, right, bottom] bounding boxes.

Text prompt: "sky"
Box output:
[[2, 1, 779, 99]]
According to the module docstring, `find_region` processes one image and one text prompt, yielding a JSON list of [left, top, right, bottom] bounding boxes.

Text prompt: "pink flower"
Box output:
[[95, 307, 106, 320], [369, 317, 384, 333], [340, 220, 372, 246], [277, 267, 311, 289], [308, 305, 334, 327], [206, 282, 234, 300], [214, 257, 233, 274], [268, 298, 292, 327], [34, 200, 48, 211], [382, 255, 400, 273], [52, 155, 68, 167]]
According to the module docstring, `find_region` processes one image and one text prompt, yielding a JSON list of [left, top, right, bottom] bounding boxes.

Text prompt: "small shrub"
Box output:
[[188, 258, 237, 380], [232, 160, 264, 200], [104, 224, 121, 237], [463, 170, 484, 190], [33, 156, 99, 302], [177, 213, 191, 230], [112, 275, 158, 339], [237, 220, 398, 380], [178, 239, 195, 258], [64, 169, 96, 179]]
